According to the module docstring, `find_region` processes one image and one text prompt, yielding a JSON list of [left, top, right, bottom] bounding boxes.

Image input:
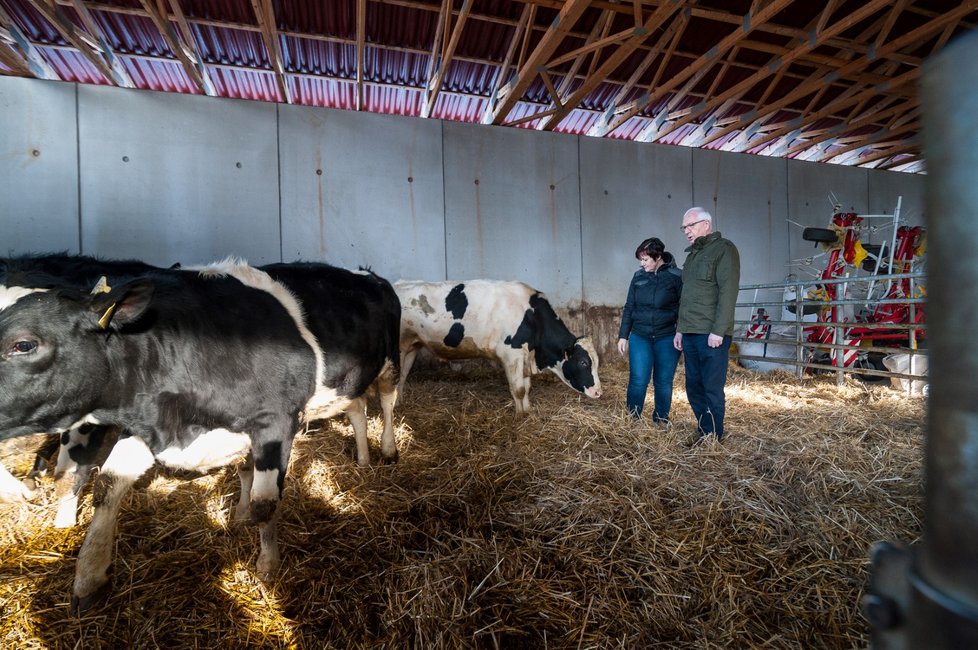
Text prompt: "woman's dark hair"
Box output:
[[635, 237, 665, 260]]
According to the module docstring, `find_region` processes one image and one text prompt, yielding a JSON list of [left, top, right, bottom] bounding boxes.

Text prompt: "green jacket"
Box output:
[[677, 231, 740, 336]]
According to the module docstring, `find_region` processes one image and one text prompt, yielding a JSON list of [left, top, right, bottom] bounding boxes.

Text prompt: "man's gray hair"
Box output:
[[684, 206, 713, 223]]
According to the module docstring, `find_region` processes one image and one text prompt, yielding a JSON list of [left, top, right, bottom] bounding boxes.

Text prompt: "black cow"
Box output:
[[1, 254, 174, 507], [0, 259, 399, 615]]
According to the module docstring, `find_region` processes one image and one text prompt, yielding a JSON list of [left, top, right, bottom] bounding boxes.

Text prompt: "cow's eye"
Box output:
[[11, 340, 38, 355]]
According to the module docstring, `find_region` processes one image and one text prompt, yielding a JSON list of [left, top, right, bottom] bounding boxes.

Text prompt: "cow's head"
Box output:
[[550, 336, 602, 399], [0, 279, 154, 440]]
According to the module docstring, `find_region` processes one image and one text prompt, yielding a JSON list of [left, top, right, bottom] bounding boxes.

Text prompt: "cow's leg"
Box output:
[[23, 433, 61, 491], [235, 452, 254, 522], [396, 346, 419, 405], [501, 353, 529, 416], [53, 423, 116, 528], [375, 360, 400, 464], [0, 463, 33, 503], [249, 428, 295, 581], [345, 397, 370, 466], [71, 435, 155, 616]]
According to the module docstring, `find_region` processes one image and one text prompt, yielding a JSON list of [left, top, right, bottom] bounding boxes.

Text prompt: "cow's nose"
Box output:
[[587, 386, 602, 398]]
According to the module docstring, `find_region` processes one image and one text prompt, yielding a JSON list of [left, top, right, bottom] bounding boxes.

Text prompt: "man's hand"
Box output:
[[673, 332, 683, 351], [617, 338, 628, 356], [708, 333, 723, 348]]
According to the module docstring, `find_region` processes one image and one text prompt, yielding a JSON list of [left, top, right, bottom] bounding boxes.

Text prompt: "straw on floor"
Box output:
[[0, 361, 923, 649]]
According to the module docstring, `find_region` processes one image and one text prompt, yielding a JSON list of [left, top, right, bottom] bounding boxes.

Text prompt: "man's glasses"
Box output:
[[681, 219, 708, 232]]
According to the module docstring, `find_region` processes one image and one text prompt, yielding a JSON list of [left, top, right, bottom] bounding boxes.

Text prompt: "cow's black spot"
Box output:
[[445, 284, 468, 319], [255, 441, 282, 472], [444, 322, 465, 347], [504, 308, 535, 350]]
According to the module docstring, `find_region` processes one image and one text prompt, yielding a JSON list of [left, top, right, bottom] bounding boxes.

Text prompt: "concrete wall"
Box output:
[[0, 76, 926, 356]]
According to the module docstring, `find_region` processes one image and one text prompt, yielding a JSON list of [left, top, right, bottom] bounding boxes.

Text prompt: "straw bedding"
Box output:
[[0, 361, 923, 648]]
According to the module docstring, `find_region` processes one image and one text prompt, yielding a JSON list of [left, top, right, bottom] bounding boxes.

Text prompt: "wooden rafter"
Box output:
[[250, 0, 292, 103], [137, 0, 212, 95], [166, 0, 215, 96], [69, 0, 134, 86], [483, 2, 532, 121], [746, 70, 918, 155], [850, 140, 919, 168], [536, 0, 685, 131], [421, 0, 472, 119], [1, 4, 59, 78], [356, 0, 366, 110], [717, 2, 975, 152], [481, 0, 590, 125], [554, 8, 613, 99], [593, 0, 794, 137], [784, 103, 918, 158], [819, 121, 920, 164], [638, 0, 895, 144], [587, 8, 688, 137], [26, 0, 131, 86]]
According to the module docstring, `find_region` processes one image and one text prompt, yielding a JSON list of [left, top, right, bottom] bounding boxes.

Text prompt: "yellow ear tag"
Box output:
[[91, 276, 112, 295], [98, 303, 117, 330]]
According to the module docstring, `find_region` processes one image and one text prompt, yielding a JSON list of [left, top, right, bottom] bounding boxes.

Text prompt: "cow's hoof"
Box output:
[[382, 452, 399, 465], [70, 582, 111, 617]]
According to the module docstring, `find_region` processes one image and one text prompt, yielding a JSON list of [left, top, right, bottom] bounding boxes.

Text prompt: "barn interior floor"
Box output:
[[0, 361, 923, 648]]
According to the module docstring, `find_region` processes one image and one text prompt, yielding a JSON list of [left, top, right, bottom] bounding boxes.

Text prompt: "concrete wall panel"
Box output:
[[78, 86, 280, 267], [279, 107, 445, 281], [580, 138, 692, 307], [868, 168, 926, 228], [443, 122, 583, 306], [692, 149, 790, 286], [0, 78, 79, 254], [786, 158, 869, 267]]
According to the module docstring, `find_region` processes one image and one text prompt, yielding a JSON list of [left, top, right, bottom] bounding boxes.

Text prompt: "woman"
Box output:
[[617, 236, 683, 422]]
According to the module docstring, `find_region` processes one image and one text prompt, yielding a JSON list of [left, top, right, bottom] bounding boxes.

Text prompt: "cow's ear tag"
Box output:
[[98, 303, 118, 330], [91, 276, 112, 295]]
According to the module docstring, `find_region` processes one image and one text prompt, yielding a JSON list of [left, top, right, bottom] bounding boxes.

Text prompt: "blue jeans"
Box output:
[[627, 333, 680, 422], [681, 334, 731, 439]]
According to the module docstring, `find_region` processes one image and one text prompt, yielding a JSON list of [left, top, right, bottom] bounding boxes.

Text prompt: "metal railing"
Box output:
[[733, 271, 927, 390]]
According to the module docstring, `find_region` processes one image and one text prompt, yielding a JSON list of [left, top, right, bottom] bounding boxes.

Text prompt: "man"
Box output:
[[673, 207, 740, 442]]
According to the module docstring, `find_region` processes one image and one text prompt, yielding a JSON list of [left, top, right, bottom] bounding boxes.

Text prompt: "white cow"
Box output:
[[395, 280, 602, 414]]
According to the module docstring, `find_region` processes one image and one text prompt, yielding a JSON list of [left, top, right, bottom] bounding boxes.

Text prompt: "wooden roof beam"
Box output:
[[137, 0, 212, 95], [69, 0, 134, 87], [820, 122, 920, 164], [165, 0, 216, 96], [356, 0, 366, 110], [554, 8, 613, 98], [782, 102, 916, 158], [716, 2, 976, 151], [421, 0, 473, 119], [481, 0, 591, 125], [850, 141, 920, 168], [0, 5, 59, 78], [536, 0, 685, 131], [594, 0, 794, 137], [26, 0, 132, 86], [483, 2, 532, 121], [0, 41, 31, 77], [250, 0, 292, 103], [748, 75, 917, 154], [639, 0, 895, 144], [588, 9, 688, 137]]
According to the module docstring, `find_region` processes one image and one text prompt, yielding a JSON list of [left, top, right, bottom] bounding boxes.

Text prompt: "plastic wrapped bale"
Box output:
[[882, 352, 928, 395]]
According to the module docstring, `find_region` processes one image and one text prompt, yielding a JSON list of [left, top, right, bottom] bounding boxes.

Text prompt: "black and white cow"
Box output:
[[395, 280, 602, 414], [0, 259, 399, 615], [1, 254, 174, 506]]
